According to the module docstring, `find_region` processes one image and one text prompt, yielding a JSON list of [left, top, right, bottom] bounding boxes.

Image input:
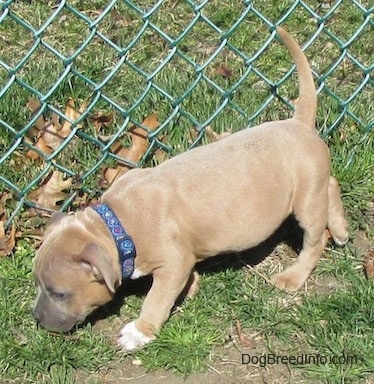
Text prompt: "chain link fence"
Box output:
[[0, 0, 373, 227]]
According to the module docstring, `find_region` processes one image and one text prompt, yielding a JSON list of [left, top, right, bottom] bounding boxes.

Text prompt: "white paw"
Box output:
[[333, 234, 349, 247], [118, 321, 155, 351]]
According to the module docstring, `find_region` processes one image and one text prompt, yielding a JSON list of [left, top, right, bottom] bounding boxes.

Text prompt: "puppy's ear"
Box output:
[[77, 243, 120, 293], [45, 212, 66, 232]]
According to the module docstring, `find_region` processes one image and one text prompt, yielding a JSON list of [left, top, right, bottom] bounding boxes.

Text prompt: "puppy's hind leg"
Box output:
[[184, 269, 200, 300], [327, 176, 349, 246], [271, 187, 329, 291]]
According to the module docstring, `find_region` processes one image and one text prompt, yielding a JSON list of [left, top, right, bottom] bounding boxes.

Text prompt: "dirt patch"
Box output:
[[74, 343, 315, 384], [353, 230, 374, 257]]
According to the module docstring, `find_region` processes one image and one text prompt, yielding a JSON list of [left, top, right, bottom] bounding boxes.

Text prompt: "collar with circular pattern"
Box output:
[[92, 203, 135, 279]]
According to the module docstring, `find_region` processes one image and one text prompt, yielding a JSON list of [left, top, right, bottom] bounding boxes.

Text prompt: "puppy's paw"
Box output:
[[271, 269, 306, 292], [118, 321, 155, 351], [332, 232, 349, 247], [328, 217, 349, 246]]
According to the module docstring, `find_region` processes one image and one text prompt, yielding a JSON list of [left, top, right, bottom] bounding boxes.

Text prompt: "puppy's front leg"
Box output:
[[118, 258, 194, 351]]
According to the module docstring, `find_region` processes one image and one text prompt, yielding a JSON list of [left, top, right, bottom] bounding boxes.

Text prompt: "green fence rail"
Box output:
[[0, 0, 373, 227]]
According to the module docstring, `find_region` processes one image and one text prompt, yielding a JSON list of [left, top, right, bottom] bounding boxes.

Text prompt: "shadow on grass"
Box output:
[[84, 214, 304, 327]]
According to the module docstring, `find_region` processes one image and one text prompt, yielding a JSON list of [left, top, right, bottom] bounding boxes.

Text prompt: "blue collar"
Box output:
[[92, 204, 136, 279]]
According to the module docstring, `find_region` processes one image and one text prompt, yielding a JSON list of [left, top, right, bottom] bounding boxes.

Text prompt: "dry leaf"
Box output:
[[25, 98, 52, 159], [103, 167, 124, 185], [153, 135, 170, 163], [0, 223, 16, 256], [188, 128, 199, 145], [26, 98, 87, 158], [189, 125, 231, 145], [126, 113, 160, 162], [0, 193, 16, 256], [27, 98, 46, 134], [153, 149, 169, 163], [104, 113, 160, 184], [60, 98, 87, 136], [41, 98, 87, 149], [28, 171, 72, 210], [25, 135, 53, 160], [41, 113, 63, 149], [235, 320, 256, 349], [91, 112, 113, 131], [205, 125, 232, 141], [291, 97, 299, 107], [364, 250, 374, 279], [0, 192, 11, 216], [214, 64, 233, 78]]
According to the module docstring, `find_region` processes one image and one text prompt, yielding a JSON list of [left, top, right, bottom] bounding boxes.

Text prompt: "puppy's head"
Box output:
[[32, 212, 121, 332]]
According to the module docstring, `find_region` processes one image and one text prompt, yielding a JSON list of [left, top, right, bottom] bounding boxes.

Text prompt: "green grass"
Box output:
[[0, 0, 373, 383]]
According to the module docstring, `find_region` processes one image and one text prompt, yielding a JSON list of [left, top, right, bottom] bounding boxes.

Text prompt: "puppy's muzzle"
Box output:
[[32, 289, 80, 333]]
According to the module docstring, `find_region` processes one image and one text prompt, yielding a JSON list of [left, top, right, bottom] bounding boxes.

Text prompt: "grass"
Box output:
[[0, 0, 373, 383]]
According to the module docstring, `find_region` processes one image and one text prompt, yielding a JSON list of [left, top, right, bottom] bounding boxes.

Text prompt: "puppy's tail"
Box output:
[[276, 26, 317, 130]]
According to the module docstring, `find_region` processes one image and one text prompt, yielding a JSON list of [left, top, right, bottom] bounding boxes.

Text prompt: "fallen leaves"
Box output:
[[28, 171, 72, 210], [214, 64, 233, 78], [235, 320, 256, 349], [91, 111, 113, 131], [290, 97, 299, 107], [103, 112, 160, 184], [352, 229, 374, 280], [0, 193, 16, 256], [21, 97, 88, 214], [22, 99, 161, 216], [205, 125, 232, 141], [153, 135, 170, 163], [0, 223, 16, 257], [364, 250, 374, 279], [189, 125, 232, 145], [26, 98, 87, 159]]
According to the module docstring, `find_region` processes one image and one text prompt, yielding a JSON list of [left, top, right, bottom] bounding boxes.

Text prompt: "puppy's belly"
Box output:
[[191, 215, 289, 259], [180, 191, 292, 259]]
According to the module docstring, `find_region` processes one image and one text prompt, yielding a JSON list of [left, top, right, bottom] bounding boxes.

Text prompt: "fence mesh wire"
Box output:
[[0, 0, 373, 226]]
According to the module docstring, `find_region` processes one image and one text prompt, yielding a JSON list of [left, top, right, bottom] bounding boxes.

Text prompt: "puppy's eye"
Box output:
[[49, 290, 66, 299]]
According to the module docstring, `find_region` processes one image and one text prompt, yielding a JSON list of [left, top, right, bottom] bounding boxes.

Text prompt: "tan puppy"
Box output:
[[33, 27, 348, 350]]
